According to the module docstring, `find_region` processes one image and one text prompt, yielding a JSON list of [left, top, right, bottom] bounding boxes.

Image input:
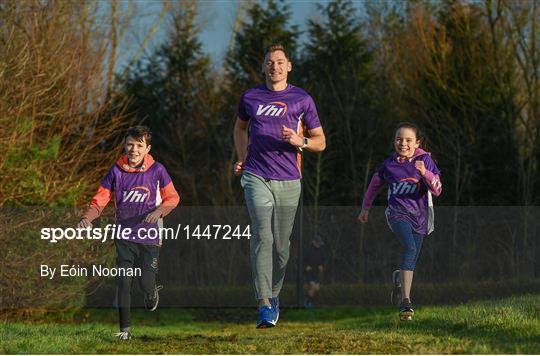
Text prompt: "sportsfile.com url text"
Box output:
[[40, 224, 251, 243]]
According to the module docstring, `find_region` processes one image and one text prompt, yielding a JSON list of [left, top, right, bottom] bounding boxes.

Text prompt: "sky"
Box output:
[[113, 0, 363, 73]]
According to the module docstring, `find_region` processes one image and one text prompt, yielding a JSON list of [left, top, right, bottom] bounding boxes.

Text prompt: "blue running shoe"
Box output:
[[270, 297, 280, 324], [256, 305, 275, 329]]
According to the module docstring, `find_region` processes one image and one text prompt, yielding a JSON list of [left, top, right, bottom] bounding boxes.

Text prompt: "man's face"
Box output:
[[124, 135, 151, 167], [262, 50, 292, 84]]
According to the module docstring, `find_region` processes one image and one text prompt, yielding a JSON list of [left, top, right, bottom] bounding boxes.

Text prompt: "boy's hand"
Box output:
[[358, 209, 369, 223], [282, 125, 302, 147], [144, 210, 162, 224], [415, 160, 426, 176], [233, 160, 244, 176], [77, 218, 92, 229]]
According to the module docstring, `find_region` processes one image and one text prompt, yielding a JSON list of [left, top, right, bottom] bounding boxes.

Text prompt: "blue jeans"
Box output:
[[390, 221, 424, 271]]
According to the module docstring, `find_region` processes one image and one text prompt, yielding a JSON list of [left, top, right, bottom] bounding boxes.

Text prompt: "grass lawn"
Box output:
[[1, 294, 539, 354]]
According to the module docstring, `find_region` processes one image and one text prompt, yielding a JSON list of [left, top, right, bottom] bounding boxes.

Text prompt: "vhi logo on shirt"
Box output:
[[256, 101, 288, 117], [122, 186, 150, 203], [390, 178, 419, 195]]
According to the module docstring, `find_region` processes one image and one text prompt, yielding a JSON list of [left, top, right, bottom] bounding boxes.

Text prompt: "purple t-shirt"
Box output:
[[237, 84, 322, 180], [376, 151, 441, 235], [101, 161, 172, 245]]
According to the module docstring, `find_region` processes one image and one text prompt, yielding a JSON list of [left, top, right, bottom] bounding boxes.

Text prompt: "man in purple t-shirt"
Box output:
[[233, 44, 326, 328]]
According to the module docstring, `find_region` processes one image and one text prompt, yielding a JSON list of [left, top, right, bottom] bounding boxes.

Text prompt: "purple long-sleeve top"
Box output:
[[361, 148, 442, 235]]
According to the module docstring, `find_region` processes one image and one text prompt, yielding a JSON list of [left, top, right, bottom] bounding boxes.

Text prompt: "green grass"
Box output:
[[1, 294, 539, 354]]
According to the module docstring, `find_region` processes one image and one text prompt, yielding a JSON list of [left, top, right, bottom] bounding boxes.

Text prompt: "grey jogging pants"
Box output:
[[241, 171, 301, 299]]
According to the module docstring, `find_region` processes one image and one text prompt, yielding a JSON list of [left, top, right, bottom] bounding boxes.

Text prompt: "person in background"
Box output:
[[304, 235, 326, 308]]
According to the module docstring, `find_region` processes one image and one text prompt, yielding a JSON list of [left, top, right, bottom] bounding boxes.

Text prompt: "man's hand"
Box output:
[[282, 125, 303, 147], [233, 160, 244, 176], [77, 217, 92, 229], [144, 210, 162, 224], [415, 160, 426, 176], [357, 209, 369, 224]]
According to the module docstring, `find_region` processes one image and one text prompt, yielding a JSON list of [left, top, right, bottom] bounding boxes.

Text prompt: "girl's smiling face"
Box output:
[[394, 127, 420, 158]]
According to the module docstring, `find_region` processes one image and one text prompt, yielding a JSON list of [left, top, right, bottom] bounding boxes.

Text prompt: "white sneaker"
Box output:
[[115, 330, 132, 341]]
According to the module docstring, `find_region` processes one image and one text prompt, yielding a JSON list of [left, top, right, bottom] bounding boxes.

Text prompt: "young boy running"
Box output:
[[78, 126, 180, 339]]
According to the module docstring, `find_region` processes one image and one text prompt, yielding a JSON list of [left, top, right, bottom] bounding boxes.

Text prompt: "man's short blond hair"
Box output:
[[264, 44, 290, 61]]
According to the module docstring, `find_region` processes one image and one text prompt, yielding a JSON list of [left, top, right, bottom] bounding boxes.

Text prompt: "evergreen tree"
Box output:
[[118, 2, 225, 204], [226, 0, 300, 90], [300, 0, 386, 206]]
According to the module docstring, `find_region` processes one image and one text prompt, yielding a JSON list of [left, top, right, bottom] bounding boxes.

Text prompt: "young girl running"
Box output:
[[358, 122, 442, 321]]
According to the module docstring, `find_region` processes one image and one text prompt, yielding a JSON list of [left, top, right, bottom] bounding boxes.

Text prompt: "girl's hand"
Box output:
[[358, 209, 369, 223], [415, 160, 426, 176]]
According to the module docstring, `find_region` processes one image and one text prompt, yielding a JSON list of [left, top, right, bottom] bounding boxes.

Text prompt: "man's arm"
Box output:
[[281, 126, 326, 152], [303, 127, 326, 152], [233, 117, 249, 176]]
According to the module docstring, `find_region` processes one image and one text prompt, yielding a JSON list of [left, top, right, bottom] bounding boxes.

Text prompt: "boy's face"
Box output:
[[124, 135, 151, 167]]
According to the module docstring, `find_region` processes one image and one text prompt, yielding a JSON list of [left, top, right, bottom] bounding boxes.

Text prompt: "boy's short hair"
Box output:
[[264, 44, 290, 61], [125, 125, 152, 145]]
